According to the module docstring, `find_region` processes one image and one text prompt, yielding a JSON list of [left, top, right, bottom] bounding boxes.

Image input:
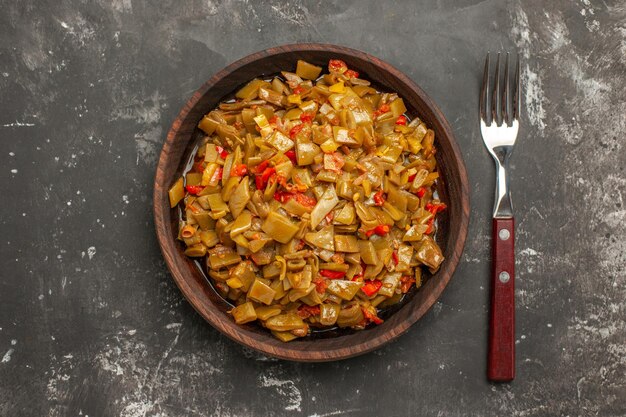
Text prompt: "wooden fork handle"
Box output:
[[488, 217, 515, 382]]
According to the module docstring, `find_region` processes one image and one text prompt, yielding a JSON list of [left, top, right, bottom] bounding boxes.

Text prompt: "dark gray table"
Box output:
[[1, 1, 624, 416]]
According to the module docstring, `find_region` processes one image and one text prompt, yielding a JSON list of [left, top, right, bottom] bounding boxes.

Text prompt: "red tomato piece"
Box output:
[[299, 112, 314, 124], [289, 123, 305, 139], [285, 150, 297, 164], [185, 185, 204, 195], [373, 189, 386, 206], [361, 280, 383, 296], [319, 270, 346, 279], [230, 164, 248, 177], [361, 307, 384, 325], [328, 59, 348, 73], [344, 69, 359, 79], [395, 115, 407, 125]]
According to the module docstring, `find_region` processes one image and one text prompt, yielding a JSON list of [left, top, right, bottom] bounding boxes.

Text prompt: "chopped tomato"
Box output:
[[408, 173, 416, 182], [374, 103, 390, 117], [185, 185, 204, 195], [292, 85, 305, 95], [299, 112, 314, 124], [289, 123, 305, 139], [269, 115, 280, 124], [365, 224, 391, 238], [294, 239, 305, 251], [400, 276, 416, 293], [273, 191, 292, 204], [373, 189, 386, 206], [297, 305, 321, 319], [255, 167, 276, 190], [295, 193, 316, 207], [362, 307, 384, 325], [344, 69, 359, 79], [215, 145, 229, 159], [230, 164, 248, 177], [254, 160, 269, 174], [275, 174, 287, 188], [274, 191, 317, 207], [285, 149, 297, 164], [319, 269, 346, 279], [395, 115, 407, 125], [361, 279, 383, 297], [392, 251, 399, 265], [261, 167, 276, 182], [416, 187, 427, 198], [314, 277, 328, 294], [328, 59, 348, 73], [425, 217, 435, 235], [425, 202, 447, 214]]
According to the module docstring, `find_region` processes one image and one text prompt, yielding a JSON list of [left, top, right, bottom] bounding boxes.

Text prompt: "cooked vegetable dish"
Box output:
[[169, 59, 446, 342]]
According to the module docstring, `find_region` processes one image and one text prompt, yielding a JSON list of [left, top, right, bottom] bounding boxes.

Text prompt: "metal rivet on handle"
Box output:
[[499, 228, 510, 241], [499, 271, 510, 283]]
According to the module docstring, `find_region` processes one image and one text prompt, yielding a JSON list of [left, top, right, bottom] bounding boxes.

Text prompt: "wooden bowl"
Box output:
[[154, 43, 469, 362]]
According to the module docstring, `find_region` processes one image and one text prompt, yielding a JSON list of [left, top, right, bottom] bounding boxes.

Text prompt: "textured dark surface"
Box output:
[[1, 0, 624, 416]]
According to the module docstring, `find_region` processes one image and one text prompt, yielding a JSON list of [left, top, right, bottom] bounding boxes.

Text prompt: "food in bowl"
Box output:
[[168, 59, 446, 342]]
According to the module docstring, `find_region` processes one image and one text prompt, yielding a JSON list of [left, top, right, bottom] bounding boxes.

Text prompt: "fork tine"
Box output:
[[480, 53, 491, 124], [503, 53, 511, 126], [492, 53, 501, 126], [513, 53, 521, 120]]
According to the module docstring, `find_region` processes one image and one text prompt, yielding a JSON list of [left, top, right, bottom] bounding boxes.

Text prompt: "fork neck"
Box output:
[[491, 146, 514, 218]]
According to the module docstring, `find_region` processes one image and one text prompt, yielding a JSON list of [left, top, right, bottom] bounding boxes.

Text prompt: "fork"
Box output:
[[480, 52, 520, 382]]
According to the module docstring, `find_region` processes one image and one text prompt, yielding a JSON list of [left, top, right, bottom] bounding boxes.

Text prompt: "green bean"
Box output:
[[326, 280, 363, 301], [229, 210, 252, 238], [305, 225, 335, 251], [235, 79, 265, 100], [358, 240, 378, 265], [337, 302, 364, 327], [377, 272, 401, 297], [208, 251, 241, 269], [255, 305, 282, 321], [168, 177, 184, 208], [231, 302, 257, 324], [228, 177, 251, 218], [415, 236, 445, 270], [247, 279, 276, 305], [334, 235, 359, 253], [184, 244, 206, 257], [265, 313, 305, 331], [310, 185, 339, 228], [296, 60, 322, 80], [319, 303, 341, 326]]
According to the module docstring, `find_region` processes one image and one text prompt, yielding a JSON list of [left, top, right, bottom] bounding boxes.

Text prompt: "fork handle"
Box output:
[[488, 217, 515, 382]]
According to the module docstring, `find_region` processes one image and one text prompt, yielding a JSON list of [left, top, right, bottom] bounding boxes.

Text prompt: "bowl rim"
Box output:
[[153, 42, 470, 361]]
